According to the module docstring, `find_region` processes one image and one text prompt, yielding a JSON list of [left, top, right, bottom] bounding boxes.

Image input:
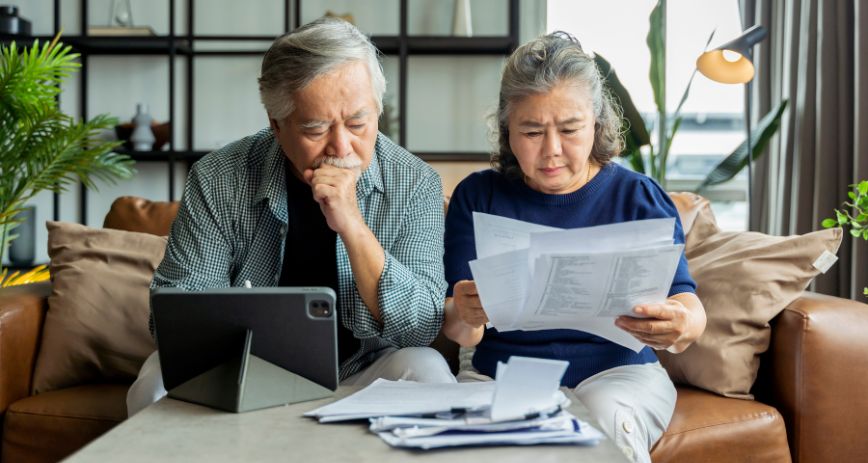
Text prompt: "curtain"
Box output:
[[742, 0, 868, 299]]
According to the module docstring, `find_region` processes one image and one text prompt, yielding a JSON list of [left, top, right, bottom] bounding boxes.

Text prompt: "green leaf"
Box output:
[[594, 53, 651, 151], [647, 0, 666, 116], [859, 181, 868, 195], [627, 151, 647, 174], [849, 191, 857, 201], [863, 287, 867, 296], [836, 209, 849, 224], [850, 229, 862, 238], [821, 218, 838, 228], [659, 115, 683, 186], [0, 36, 134, 264], [696, 100, 789, 191]]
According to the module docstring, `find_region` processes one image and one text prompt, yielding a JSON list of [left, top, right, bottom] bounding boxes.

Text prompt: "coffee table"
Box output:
[[63, 387, 629, 462]]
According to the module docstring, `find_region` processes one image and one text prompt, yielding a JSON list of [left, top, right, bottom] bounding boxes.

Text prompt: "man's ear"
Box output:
[[269, 117, 281, 135]]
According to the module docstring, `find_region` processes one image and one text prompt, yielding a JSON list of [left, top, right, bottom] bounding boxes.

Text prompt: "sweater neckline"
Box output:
[[507, 162, 616, 206]]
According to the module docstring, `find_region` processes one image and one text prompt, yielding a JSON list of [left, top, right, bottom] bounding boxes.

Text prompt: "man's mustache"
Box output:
[[312, 155, 362, 170]]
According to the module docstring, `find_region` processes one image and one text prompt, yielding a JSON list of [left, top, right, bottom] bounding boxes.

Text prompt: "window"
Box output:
[[547, 0, 748, 230]]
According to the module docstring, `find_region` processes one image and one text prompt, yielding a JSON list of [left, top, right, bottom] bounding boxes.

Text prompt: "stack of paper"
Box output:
[[305, 356, 604, 449], [469, 213, 684, 352]]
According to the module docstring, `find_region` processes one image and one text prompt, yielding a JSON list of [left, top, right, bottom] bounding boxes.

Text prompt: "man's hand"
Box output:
[[304, 164, 364, 236], [453, 280, 489, 328], [614, 298, 694, 352]]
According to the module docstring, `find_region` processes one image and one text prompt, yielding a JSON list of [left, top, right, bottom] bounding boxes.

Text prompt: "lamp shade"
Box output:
[[696, 25, 768, 84]]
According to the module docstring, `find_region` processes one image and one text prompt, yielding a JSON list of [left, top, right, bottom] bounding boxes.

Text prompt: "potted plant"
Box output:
[[0, 35, 134, 286], [593, 0, 788, 191], [822, 180, 868, 297]]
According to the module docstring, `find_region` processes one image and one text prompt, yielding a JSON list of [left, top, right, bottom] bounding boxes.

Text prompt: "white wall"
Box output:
[[5, 0, 545, 265]]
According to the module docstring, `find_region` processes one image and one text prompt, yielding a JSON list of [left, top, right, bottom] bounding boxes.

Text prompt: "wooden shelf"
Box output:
[[119, 150, 204, 162], [407, 36, 515, 55], [120, 149, 487, 163], [416, 151, 490, 162], [65, 36, 192, 55], [4, 34, 514, 57], [29, 0, 518, 221]]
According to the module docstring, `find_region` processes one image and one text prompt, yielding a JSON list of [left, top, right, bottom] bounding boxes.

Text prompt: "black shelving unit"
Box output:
[[16, 0, 519, 225]]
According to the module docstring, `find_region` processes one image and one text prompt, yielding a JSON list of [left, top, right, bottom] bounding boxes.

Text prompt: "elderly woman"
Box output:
[[442, 32, 706, 463]]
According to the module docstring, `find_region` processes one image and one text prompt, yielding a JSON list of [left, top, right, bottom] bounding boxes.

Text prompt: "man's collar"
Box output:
[[256, 136, 289, 223], [356, 135, 385, 197]]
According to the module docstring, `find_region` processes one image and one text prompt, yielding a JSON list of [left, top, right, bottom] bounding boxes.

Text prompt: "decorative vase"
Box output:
[[0, 5, 32, 36], [8, 206, 35, 266], [130, 103, 155, 151], [110, 0, 134, 27], [452, 0, 473, 37]]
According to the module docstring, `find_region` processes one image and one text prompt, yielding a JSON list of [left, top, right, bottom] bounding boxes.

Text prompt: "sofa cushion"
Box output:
[[657, 227, 843, 399], [650, 386, 791, 462], [31, 222, 167, 394], [668, 192, 720, 250], [103, 196, 179, 236], [1, 384, 128, 463]]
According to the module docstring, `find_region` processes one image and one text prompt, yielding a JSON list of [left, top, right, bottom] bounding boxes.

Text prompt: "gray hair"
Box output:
[[258, 17, 386, 120], [491, 31, 624, 180]]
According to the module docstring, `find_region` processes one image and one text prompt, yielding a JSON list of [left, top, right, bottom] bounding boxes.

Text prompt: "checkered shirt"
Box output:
[[151, 128, 447, 379]]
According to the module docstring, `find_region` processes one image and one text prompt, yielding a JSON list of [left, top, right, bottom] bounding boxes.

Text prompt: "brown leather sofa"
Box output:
[[1, 195, 867, 463]]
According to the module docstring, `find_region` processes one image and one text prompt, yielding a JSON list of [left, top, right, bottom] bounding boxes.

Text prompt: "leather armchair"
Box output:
[[1, 196, 867, 463]]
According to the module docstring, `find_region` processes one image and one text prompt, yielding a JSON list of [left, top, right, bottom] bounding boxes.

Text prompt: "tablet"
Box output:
[[151, 286, 338, 412]]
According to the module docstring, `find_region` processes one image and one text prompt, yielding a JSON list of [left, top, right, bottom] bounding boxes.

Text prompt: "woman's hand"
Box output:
[[614, 292, 706, 353], [453, 280, 489, 328], [443, 280, 488, 347]]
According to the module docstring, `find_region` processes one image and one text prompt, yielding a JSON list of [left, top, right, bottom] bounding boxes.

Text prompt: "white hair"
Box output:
[[258, 17, 386, 120]]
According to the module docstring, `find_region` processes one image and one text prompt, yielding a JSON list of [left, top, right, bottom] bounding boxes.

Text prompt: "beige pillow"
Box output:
[[32, 221, 167, 394], [657, 227, 843, 399], [668, 192, 721, 250]]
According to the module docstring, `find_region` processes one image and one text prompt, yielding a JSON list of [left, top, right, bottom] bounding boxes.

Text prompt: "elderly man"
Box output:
[[127, 17, 454, 415]]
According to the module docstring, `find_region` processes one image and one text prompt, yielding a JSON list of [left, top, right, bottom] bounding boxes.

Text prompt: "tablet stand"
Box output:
[[168, 329, 334, 413]]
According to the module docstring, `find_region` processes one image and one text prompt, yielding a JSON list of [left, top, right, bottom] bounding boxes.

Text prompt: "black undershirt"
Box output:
[[278, 167, 360, 365]]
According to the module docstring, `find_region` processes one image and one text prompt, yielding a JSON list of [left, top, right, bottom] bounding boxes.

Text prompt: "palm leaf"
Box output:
[[696, 100, 789, 191], [647, 0, 666, 116], [594, 53, 649, 174], [0, 264, 49, 287], [0, 35, 134, 265]]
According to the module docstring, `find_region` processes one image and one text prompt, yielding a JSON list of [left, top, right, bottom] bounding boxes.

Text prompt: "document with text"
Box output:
[[469, 213, 682, 352]]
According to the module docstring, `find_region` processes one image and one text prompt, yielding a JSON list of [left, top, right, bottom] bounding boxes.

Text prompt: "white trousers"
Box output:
[[127, 347, 456, 417], [456, 348, 675, 463]]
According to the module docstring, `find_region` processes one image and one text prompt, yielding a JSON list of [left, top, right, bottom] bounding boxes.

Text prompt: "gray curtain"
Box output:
[[742, 0, 868, 299]]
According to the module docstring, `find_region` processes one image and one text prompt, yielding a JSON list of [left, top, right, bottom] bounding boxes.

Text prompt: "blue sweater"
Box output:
[[444, 163, 696, 387]]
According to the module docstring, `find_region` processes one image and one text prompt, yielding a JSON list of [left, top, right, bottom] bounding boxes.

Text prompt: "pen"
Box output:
[[523, 404, 562, 420]]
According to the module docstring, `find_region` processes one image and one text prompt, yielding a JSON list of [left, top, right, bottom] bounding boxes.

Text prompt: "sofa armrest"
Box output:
[[0, 282, 50, 413], [762, 291, 868, 463]]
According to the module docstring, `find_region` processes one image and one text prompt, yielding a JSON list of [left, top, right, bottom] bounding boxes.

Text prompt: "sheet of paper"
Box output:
[[473, 212, 560, 259], [526, 217, 675, 273], [304, 379, 496, 421], [490, 356, 568, 422], [468, 248, 530, 329], [517, 315, 644, 353], [510, 245, 684, 352], [376, 416, 604, 449], [467, 213, 686, 351], [370, 413, 572, 435]]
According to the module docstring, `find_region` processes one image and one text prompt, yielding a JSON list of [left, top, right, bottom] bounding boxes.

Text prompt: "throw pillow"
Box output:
[[32, 221, 167, 394], [657, 226, 843, 399], [668, 192, 722, 251]]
